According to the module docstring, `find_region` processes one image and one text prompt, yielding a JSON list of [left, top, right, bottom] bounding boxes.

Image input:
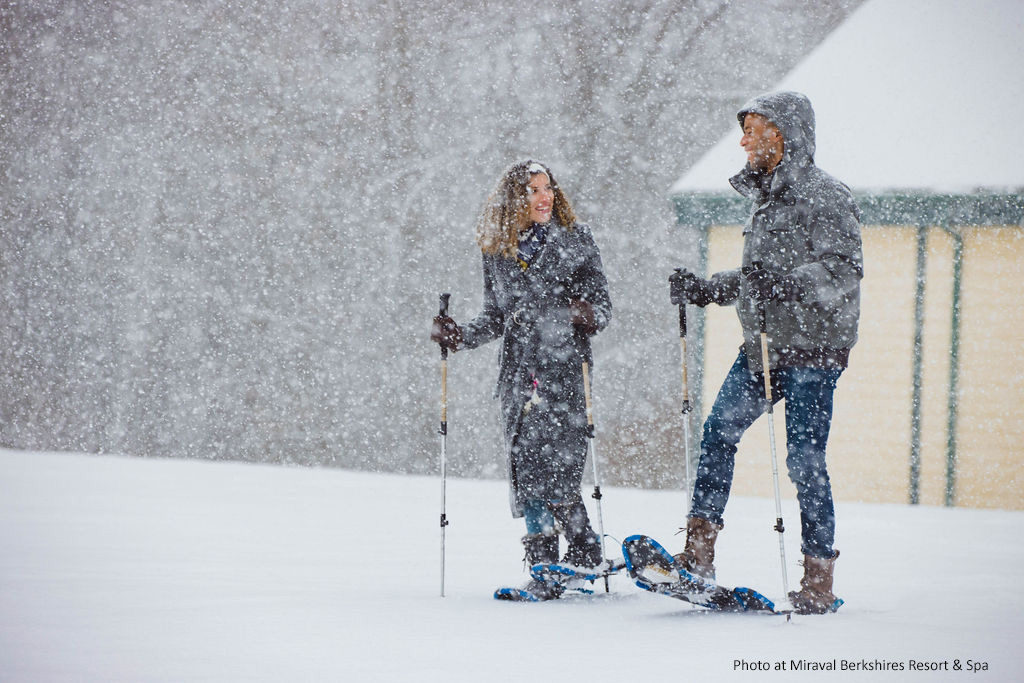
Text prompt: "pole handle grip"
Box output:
[[674, 269, 688, 337], [582, 361, 594, 429], [742, 263, 769, 333], [438, 293, 451, 359]]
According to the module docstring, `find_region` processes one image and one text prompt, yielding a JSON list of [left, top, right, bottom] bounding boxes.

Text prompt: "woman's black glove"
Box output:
[[569, 299, 598, 335], [669, 269, 715, 307], [430, 315, 463, 351]]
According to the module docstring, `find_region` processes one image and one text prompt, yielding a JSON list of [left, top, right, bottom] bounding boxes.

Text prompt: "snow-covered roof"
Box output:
[[671, 0, 1024, 195]]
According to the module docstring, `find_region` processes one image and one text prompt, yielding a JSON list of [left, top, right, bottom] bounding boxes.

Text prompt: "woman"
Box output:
[[431, 160, 612, 599]]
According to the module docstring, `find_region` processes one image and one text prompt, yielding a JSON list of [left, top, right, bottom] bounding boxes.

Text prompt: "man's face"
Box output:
[[741, 113, 784, 172]]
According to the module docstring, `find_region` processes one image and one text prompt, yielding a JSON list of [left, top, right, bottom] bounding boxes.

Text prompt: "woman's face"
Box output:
[[526, 172, 554, 224]]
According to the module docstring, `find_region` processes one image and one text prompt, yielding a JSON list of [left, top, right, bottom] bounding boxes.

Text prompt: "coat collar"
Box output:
[[526, 221, 566, 274], [730, 159, 813, 204], [496, 222, 574, 296]]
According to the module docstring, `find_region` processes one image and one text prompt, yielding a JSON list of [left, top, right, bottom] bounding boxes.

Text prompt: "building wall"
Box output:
[[702, 223, 1024, 510]]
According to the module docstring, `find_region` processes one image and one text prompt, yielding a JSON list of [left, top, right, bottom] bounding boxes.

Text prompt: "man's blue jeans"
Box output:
[[689, 350, 842, 559]]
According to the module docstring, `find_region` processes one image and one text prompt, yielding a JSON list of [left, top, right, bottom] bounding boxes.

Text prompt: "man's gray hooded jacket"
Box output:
[[709, 91, 863, 372]]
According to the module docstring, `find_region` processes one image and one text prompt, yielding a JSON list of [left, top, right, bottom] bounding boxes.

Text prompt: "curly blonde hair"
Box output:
[[475, 160, 577, 257]]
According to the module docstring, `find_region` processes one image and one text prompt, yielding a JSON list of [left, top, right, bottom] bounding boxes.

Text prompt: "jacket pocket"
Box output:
[[760, 214, 807, 271]]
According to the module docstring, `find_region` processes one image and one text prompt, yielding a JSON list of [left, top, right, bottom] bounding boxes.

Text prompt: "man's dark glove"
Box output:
[[430, 315, 463, 351], [744, 266, 803, 302], [669, 268, 715, 307], [569, 299, 598, 335]]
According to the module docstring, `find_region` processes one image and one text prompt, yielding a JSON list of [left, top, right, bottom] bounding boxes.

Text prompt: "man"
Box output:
[[669, 91, 862, 614]]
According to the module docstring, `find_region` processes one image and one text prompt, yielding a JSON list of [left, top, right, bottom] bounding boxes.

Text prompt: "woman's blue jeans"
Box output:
[[523, 499, 556, 535], [689, 350, 842, 559]]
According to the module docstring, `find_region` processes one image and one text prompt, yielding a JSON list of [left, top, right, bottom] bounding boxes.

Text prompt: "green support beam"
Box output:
[[943, 227, 964, 507], [909, 226, 927, 505]]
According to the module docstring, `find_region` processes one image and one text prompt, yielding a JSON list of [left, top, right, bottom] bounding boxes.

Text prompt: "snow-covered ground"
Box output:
[[1, 449, 1021, 681]]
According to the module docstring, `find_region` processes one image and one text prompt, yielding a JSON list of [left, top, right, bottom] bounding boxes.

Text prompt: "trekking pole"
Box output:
[[746, 262, 791, 603], [438, 293, 451, 597], [581, 361, 610, 591], [674, 269, 694, 510]]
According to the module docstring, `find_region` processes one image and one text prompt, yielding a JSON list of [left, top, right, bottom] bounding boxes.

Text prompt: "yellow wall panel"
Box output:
[[954, 228, 1024, 509], [830, 226, 919, 504]]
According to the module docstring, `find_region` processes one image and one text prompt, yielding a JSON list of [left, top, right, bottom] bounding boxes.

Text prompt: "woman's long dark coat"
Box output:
[[461, 222, 611, 517]]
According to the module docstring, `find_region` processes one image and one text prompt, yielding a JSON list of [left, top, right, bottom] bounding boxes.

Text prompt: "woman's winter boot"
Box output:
[[523, 532, 560, 566], [550, 500, 603, 569], [788, 551, 842, 614], [672, 516, 722, 580], [519, 533, 563, 600]]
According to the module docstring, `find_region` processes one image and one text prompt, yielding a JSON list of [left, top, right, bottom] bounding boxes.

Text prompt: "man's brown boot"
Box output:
[[788, 551, 843, 614], [672, 516, 722, 580]]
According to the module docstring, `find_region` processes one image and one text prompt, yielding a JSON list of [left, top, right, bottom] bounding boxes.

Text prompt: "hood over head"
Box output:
[[737, 91, 816, 167]]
